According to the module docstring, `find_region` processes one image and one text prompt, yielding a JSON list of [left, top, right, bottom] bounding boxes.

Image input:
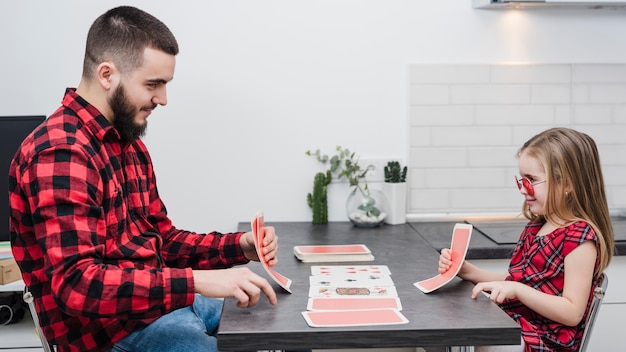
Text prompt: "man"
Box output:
[[9, 6, 278, 352]]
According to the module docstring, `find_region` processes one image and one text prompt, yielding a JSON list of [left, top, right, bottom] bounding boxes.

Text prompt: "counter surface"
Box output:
[[409, 217, 626, 260]]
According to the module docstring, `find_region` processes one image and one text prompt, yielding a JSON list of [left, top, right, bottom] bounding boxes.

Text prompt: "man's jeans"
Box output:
[[109, 295, 223, 352]]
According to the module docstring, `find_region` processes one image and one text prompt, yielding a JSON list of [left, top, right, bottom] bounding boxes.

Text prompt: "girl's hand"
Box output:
[[472, 281, 521, 304], [438, 248, 452, 274]]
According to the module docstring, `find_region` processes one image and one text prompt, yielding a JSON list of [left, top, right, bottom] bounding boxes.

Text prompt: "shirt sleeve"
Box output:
[[19, 145, 194, 320], [135, 141, 250, 270]]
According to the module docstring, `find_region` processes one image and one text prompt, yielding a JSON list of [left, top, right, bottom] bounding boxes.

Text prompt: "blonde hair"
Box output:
[[518, 128, 614, 278]]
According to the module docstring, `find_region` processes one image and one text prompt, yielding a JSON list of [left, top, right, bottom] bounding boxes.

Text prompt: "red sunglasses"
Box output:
[[514, 176, 546, 197]]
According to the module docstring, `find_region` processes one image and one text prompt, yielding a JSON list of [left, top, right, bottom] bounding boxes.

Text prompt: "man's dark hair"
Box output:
[[82, 6, 179, 79]]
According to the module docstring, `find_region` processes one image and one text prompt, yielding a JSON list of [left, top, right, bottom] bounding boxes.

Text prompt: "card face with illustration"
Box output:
[[307, 297, 402, 311], [414, 223, 473, 294], [301, 309, 409, 328], [311, 265, 391, 276], [310, 273, 394, 287], [309, 285, 398, 298], [252, 213, 292, 293]]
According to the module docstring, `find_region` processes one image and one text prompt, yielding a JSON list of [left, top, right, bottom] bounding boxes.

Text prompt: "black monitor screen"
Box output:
[[1, 115, 46, 242]]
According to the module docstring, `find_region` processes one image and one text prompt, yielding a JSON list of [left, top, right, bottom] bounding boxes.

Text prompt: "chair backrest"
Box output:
[[579, 272, 608, 352], [22, 288, 54, 352]]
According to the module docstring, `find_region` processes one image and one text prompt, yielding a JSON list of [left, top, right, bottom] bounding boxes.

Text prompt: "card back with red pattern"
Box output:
[[414, 223, 472, 294]]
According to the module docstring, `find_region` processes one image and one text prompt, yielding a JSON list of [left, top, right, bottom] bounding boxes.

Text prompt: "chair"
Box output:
[[579, 272, 608, 352], [22, 288, 54, 352]]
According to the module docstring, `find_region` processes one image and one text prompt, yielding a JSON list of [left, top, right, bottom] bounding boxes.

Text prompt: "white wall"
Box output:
[[2, 1, 626, 232], [408, 63, 626, 217]]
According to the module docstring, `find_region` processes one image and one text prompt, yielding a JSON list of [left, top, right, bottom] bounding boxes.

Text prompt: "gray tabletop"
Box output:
[[217, 222, 520, 351]]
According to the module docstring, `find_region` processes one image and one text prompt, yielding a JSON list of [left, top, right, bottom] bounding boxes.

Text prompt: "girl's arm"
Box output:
[[439, 248, 508, 283], [473, 240, 596, 326], [517, 240, 596, 326], [458, 260, 508, 283]]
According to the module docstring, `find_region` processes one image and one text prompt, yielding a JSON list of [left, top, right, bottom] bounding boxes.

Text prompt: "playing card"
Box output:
[[308, 285, 398, 298], [307, 297, 402, 311], [414, 223, 473, 294], [309, 273, 394, 287], [252, 213, 292, 293], [294, 244, 371, 255], [301, 309, 409, 327], [311, 265, 391, 276]]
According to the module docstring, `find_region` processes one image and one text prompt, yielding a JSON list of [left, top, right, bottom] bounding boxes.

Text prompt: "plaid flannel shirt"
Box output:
[[9, 88, 248, 351]]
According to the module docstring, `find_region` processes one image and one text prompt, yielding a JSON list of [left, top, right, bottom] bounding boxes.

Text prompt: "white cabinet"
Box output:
[[0, 280, 44, 350]]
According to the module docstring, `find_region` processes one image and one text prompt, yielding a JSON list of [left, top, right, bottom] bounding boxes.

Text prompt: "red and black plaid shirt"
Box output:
[[9, 88, 248, 351], [502, 220, 599, 351]]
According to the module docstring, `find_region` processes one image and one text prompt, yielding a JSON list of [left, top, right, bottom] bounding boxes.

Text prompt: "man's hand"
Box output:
[[240, 226, 278, 267], [193, 267, 277, 308]]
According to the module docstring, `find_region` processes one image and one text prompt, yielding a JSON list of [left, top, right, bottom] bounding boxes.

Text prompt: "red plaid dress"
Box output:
[[501, 220, 599, 351]]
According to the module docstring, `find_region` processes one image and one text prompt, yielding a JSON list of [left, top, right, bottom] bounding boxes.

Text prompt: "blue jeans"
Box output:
[[108, 295, 223, 352]]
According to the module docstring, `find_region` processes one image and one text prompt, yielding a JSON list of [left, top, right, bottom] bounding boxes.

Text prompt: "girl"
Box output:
[[438, 127, 614, 351]]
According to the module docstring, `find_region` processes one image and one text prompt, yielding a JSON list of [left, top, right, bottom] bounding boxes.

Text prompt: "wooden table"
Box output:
[[217, 222, 520, 351]]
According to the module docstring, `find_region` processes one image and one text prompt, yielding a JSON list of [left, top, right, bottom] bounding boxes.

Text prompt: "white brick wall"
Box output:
[[408, 63, 626, 216]]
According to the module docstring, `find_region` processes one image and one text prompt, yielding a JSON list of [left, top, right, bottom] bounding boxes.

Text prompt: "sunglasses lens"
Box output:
[[515, 177, 535, 196], [522, 178, 534, 196]]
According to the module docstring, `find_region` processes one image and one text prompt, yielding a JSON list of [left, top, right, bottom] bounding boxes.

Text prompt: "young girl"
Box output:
[[438, 127, 614, 351]]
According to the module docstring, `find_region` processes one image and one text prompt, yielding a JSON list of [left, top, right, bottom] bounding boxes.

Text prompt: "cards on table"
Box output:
[[308, 265, 397, 298], [302, 309, 408, 327], [311, 265, 391, 276], [413, 223, 473, 294], [293, 244, 375, 263], [307, 297, 402, 311], [302, 264, 407, 327], [309, 285, 398, 298], [309, 273, 394, 287]]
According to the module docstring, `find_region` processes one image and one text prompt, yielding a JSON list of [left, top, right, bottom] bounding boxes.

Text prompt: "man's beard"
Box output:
[[109, 84, 152, 143]]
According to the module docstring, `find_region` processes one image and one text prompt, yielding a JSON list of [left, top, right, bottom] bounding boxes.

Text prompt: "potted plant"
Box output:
[[306, 170, 332, 224], [382, 161, 407, 225], [306, 146, 387, 227]]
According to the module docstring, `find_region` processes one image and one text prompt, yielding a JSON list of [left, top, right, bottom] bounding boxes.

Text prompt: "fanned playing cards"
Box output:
[[252, 213, 292, 293], [414, 223, 473, 294]]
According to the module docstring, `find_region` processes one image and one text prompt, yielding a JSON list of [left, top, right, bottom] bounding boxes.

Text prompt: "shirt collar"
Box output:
[[62, 88, 121, 142]]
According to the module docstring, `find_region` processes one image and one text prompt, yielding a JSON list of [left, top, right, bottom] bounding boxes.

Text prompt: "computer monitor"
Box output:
[[1, 115, 46, 242]]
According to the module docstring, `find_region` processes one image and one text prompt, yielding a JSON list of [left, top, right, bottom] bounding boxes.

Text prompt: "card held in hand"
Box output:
[[413, 223, 473, 294], [252, 213, 292, 293]]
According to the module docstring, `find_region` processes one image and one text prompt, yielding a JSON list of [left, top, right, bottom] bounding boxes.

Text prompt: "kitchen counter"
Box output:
[[409, 217, 626, 260]]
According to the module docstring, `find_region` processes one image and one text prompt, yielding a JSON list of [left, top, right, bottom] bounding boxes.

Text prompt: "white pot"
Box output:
[[382, 182, 407, 225]]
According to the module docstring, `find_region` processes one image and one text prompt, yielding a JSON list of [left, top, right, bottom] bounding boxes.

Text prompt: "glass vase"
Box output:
[[345, 187, 387, 227]]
